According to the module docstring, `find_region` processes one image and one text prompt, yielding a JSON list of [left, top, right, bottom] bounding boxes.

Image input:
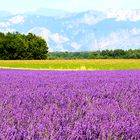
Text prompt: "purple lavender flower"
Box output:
[[0, 69, 139, 139]]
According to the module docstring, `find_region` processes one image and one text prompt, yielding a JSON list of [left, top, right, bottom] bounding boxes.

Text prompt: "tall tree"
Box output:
[[0, 32, 48, 60]]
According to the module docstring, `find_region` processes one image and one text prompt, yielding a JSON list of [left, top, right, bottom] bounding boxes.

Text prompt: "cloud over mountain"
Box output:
[[0, 9, 140, 51]]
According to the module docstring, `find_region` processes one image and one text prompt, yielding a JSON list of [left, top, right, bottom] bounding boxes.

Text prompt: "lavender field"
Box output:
[[0, 69, 140, 139]]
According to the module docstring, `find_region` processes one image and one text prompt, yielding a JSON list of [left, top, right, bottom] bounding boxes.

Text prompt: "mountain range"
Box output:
[[0, 9, 140, 51]]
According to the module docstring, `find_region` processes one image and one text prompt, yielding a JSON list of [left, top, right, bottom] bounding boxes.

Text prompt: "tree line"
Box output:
[[0, 32, 48, 60], [48, 49, 140, 59]]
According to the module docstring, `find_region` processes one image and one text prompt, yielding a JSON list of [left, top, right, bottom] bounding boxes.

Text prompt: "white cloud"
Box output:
[[0, 22, 15, 33], [28, 27, 70, 51], [28, 27, 69, 44], [97, 30, 129, 49], [48, 48, 54, 52], [51, 33, 69, 44], [92, 29, 140, 50], [55, 45, 67, 52], [0, 15, 25, 32], [0, 22, 10, 28], [82, 16, 96, 25], [9, 15, 25, 24], [29, 27, 50, 41], [130, 28, 140, 35], [81, 14, 99, 25], [106, 9, 140, 21], [71, 42, 81, 50]]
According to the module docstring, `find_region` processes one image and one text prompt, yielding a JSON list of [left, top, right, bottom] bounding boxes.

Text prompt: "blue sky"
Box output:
[[0, 0, 140, 14]]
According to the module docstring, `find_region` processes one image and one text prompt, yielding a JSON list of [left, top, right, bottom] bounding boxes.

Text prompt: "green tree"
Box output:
[[26, 33, 48, 59], [112, 49, 126, 58], [0, 32, 48, 60]]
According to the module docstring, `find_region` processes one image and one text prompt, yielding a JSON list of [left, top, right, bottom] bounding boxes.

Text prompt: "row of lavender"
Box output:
[[0, 69, 140, 139]]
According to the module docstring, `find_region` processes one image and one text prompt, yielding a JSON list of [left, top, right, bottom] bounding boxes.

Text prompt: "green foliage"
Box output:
[[0, 32, 48, 60], [48, 49, 140, 59]]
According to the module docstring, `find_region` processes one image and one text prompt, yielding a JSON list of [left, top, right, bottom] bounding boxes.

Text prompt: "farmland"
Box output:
[[0, 59, 140, 70], [0, 69, 140, 139]]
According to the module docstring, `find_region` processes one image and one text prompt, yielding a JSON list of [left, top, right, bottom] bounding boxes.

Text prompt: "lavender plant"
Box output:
[[0, 69, 140, 140]]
